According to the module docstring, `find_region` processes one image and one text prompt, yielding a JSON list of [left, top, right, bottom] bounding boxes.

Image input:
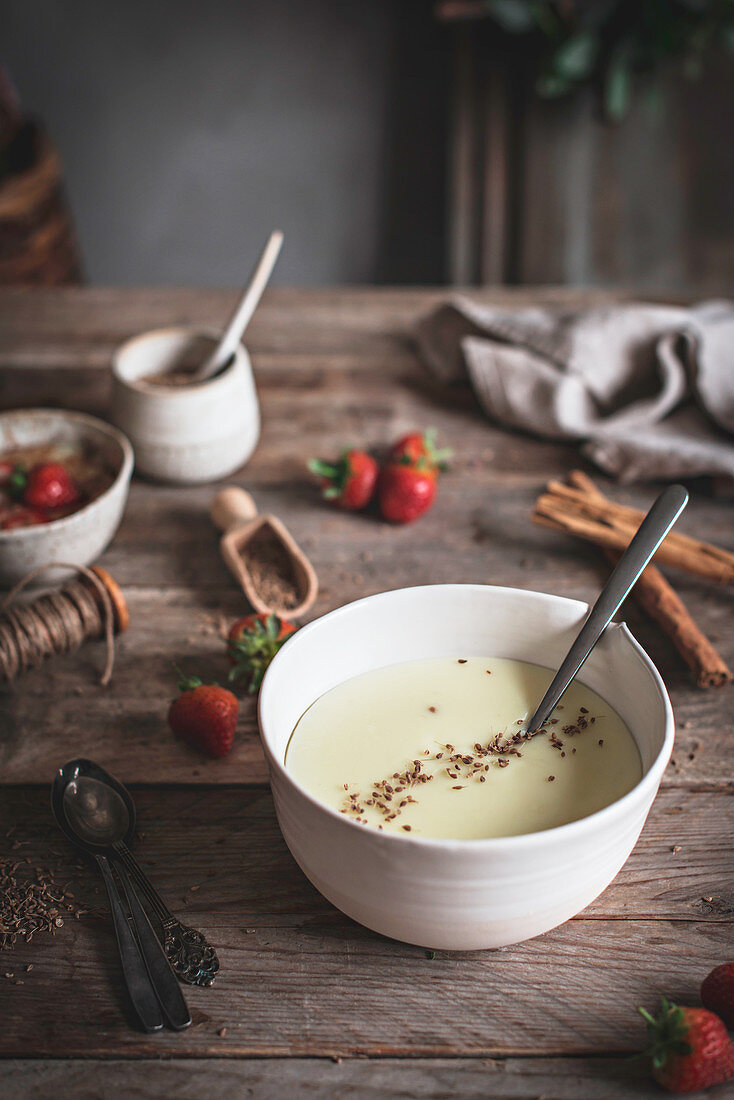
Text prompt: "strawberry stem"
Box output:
[[307, 459, 339, 480], [638, 999, 692, 1069], [173, 664, 203, 693], [8, 466, 26, 500]]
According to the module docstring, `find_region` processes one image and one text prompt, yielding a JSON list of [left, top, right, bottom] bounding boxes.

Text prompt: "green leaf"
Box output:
[[536, 71, 573, 98], [552, 31, 597, 81], [307, 458, 338, 479], [528, 0, 561, 40], [644, 81, 665, 125], [604, 46, 633, 122], [484, 0, 537, 34], [8, 466, 26, 500]]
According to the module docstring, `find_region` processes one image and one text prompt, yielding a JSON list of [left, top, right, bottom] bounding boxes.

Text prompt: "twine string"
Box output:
[[0, 563, 116, 685]]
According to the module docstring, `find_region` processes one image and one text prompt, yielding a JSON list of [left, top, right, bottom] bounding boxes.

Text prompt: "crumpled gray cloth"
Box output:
[[415, 298, 734, 490]]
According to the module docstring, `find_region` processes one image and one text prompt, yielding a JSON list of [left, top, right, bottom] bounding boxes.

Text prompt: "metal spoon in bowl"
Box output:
[[192, 229, 284, 383], [526, 483, 689, 732]]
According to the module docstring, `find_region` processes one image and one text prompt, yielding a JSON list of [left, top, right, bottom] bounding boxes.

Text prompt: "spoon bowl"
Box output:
[[52, 758, 136, 852], [63, 776, 130, 849]]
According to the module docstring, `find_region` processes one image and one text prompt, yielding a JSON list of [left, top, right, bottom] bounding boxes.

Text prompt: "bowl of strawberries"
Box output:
[[0, 409, 133, 585]]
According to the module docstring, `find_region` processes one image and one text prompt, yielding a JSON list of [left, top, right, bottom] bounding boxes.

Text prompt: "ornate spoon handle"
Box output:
[[114, 841, 220, 987]]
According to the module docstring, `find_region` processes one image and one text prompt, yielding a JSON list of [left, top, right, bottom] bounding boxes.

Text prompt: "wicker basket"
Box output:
[[0, 121, 83, 285]]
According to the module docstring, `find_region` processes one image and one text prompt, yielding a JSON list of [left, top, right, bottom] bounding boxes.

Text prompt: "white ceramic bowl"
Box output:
[[259, 584, 674, 950], [111, 327, 260, 484], [0, 409, 133, 587]]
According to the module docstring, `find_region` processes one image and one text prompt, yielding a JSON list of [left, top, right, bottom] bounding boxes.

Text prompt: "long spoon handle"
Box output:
[[117, 842, 170, 922], [96, 855, 163, 1033], [526, 483, 689, 732], [114, 860, 191, 1030], [116, 842, 220, 987], [195, 229, 283, 380]]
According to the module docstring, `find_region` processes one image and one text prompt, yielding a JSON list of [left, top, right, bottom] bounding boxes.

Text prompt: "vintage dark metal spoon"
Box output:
[[53, 760, 191, 1029], [58, 758, 218, 987], [51, 762, 163, 1033]]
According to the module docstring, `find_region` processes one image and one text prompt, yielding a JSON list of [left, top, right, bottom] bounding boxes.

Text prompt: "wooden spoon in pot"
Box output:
[[211, 487, 318, 619], [193, 230, 284, 383]]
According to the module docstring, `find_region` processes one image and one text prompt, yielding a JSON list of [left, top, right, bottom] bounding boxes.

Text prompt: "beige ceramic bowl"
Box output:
[[0, 409, 133, 587], [111, 327, 260, 484]]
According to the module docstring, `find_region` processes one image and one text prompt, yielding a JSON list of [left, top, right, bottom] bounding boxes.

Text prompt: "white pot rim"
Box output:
[[112, 325, 249, 396], [259, 583, 674, 855]]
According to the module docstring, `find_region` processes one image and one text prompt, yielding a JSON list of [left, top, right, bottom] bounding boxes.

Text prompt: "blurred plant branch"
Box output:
[[436, 0, 734, 121]]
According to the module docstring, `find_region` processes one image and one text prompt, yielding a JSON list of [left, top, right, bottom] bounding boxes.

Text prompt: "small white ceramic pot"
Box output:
[[259, 584, 674, 951], [0, 409, 133, 587], [110, 327, 260, 484]]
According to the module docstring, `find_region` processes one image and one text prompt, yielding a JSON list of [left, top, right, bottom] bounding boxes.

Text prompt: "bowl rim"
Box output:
[[111, 325, 249, 395], [0, 408, 134, 541], [258, 583, 675, 853]]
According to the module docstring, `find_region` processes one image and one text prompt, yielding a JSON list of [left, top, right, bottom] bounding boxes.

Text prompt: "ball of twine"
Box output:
[[0, 563, 119, 685]]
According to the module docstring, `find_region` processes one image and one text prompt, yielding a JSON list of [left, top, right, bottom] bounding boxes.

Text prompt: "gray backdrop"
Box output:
[[5, 0, 432, 286]]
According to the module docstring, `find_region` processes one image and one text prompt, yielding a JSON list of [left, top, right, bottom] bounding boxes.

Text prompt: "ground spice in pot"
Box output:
[[240, 527, 301, 611]]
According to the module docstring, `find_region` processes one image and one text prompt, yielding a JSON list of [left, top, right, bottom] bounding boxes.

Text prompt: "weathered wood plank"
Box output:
[[1, 1056, 670, 1099], [0, 786, 730, 1058], [1, 914, 727, 1058], [0, 286, 686, 367]]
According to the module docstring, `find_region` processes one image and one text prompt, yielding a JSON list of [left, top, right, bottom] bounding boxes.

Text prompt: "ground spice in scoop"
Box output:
[[240, 527, 301, 611]]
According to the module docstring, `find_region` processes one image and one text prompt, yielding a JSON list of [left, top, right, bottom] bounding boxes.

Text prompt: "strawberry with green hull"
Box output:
[[702, 963, 734, 1030], [228, 613, 297, 693], [377, 460, 437, 524], [388, 429, 452, 475], [639, 999, 734, 1093], [168, 675, 239, 758], [308, 449, 378, 510]]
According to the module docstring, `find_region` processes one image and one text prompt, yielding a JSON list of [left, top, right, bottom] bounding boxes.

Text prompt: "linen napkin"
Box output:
[[415, 298, 734, 490]]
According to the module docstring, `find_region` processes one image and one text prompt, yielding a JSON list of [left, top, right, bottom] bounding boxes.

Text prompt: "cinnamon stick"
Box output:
[[566, 471, 731, 689], [533, 482, 734, 585]]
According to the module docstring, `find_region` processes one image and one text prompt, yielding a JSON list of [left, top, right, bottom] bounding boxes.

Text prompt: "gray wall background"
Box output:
[[5, 2, 732, 292], [5, 0, 448, 285]]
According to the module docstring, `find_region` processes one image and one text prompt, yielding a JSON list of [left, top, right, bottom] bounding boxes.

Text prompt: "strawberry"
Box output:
[[639, 999, 734, 1093], [168, 675, 239, 758], [0, 504, 46, 530], [702, 963, 734, 1030], [388, 429, 451, 476], [377, 462, 437, 524], [308, 449, 378, 510], [227, 613, 296, 693], [23, 463, 80, 509]]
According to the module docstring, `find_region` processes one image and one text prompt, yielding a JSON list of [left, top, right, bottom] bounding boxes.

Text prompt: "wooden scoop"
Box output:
[[210, 487, 318, 619]]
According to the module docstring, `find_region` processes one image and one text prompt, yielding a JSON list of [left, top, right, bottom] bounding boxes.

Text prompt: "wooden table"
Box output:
[[1, 287, 732, 1099]]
